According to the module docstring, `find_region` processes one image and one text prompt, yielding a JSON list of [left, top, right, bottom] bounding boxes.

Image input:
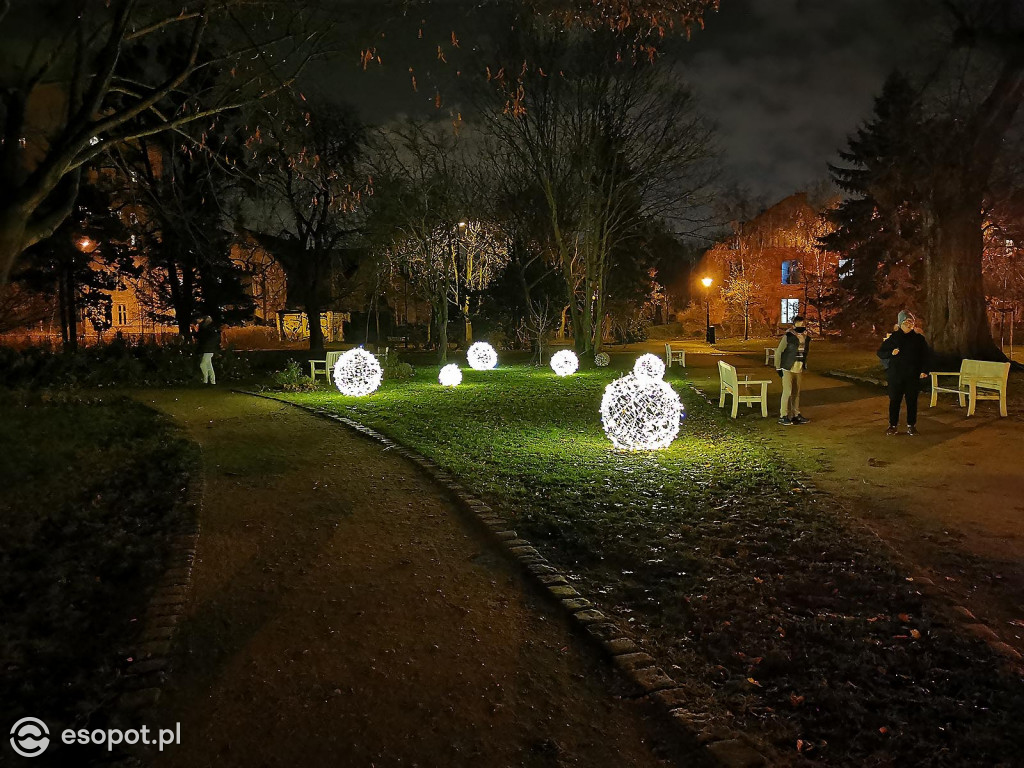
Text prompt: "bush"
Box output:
[[380, 349, 415, 380], [269, 360, 319, 392], [0, 338, 252, 388]]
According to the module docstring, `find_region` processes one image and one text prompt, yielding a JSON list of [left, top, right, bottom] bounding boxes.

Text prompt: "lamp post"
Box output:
[[701, 277, 713, 343]]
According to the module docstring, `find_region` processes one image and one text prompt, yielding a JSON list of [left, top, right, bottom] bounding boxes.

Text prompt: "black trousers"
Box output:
[[888, 377, 920, 426]]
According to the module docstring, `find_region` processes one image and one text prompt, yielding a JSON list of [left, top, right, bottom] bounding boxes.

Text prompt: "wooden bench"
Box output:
[[664, 343, 686, 368], [309, 350, 344, 381], [718, 360, 772, 418], [764, 347, 776, 366], [930, 359, 1010, 417]]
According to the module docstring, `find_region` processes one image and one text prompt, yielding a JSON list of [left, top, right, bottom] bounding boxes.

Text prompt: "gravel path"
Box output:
[[140, 390, 688, 768]]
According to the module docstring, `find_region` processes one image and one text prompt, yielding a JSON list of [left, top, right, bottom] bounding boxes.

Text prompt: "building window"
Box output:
[[781, 298, 800, 324], [781, 260, 801, 285], [117, 304, 128, 325]]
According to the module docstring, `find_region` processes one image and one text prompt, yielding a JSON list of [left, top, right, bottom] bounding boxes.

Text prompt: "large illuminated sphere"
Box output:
[[467, 341, 498, 371], [333, 348, 383, 396], [600, 373, 682, 451], [439, 363, 462, 387], [594, 352, 610, 367], [550, 350, 579, 377], [633, 353, 666, 381]]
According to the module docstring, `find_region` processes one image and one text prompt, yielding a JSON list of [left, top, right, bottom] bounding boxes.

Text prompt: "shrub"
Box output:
[[269, 360, 319, 392], [380, 349, 415, 380]]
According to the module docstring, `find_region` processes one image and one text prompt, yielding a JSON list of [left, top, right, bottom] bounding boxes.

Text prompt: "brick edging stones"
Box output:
[[113, 448, 203, 723], [244, 390, 769, 768]]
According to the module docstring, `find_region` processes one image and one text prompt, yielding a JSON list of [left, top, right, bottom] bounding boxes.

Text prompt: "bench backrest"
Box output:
[[718, 360, 737, 389], [961, 359, 1010, 385], [326, 350, 344, 371]]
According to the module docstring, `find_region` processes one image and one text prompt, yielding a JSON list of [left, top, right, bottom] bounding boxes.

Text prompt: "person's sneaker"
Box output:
[[792, 414, 810, 424], [886, 425, 898, 436], [778, 417, 794, 426], [907, 425, 918, 436]]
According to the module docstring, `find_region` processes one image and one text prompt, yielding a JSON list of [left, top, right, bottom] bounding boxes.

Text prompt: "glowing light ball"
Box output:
[[333, 347, 383, 396], [594, 352, 610, 367], [439, 363, 462, 387], [467, 341, 498, 371], [550, 350, 579, 377], [600, 373, 682, 451], [633, 353, 666, 381]]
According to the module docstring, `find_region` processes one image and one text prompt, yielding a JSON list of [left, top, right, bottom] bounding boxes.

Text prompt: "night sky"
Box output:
[[317, 0, 945, 205]]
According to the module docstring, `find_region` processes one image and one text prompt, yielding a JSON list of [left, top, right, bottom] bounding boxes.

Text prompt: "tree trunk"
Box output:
[[307, 300, 325, 356], [435, 298, 448, 364], [925, 199, 1004, 365], [0, 206, 30, 287]]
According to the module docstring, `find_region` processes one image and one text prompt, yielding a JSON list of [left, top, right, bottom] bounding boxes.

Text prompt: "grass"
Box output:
[[277, 361, 1024, 765], [0, 392, 196, 732]]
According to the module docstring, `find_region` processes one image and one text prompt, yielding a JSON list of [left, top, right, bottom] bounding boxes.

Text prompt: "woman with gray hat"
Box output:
[[877, 310, 930, 435]]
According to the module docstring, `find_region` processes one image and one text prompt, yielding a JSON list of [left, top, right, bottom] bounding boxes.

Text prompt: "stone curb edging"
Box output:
[[242, 390, 769, 768], [113, 447, 203, 725], [822, 369, 887, 388]]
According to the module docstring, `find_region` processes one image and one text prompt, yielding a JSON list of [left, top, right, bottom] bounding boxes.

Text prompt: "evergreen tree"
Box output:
[[822, 73, 928, 329]]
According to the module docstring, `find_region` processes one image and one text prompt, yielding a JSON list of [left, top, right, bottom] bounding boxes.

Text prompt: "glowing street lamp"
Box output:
[[701, 277, 713, 344]]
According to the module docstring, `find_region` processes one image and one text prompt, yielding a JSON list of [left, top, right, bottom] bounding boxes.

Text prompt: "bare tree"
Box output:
[[0, 0, 325, 285]]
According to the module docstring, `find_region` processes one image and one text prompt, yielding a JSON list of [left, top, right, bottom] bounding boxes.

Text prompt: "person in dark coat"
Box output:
[[877, 310, 930, 435], [196, 316, 221, 385], [775, 314, 811, 425]]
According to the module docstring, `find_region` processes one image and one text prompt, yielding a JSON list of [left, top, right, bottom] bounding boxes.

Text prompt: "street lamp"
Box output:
[[701, 277, 713, 343]]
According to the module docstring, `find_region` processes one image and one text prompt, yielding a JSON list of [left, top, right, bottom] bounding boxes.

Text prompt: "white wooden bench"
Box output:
[[764, 347, 776, 366], [718, 360, 772, 418], [664, 343, 686, 368], [930, 359, 1010, 417], [309, 350, 344, 381]]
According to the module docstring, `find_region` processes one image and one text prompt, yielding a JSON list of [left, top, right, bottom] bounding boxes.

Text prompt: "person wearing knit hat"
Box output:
[[877, 310, 930, 435]]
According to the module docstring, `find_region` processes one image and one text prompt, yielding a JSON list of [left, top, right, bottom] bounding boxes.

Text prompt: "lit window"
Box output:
[[781, 260, 800, 285], [781, 298, 800, 324], [117, 305, 128, 325], [838, 258, 852, 278]]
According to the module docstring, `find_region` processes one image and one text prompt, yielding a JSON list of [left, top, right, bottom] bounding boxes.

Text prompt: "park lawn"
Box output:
[[278, 364, 1024, 766], [0, 392, 196, 733]]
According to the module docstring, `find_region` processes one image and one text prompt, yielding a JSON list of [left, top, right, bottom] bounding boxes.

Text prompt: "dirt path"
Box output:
[[681, 350, 1024, 657], [138, 390, 688, 768]]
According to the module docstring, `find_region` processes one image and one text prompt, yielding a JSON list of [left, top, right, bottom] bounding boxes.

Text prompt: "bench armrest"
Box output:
[[929, 371, 961, 378], [737, 379, 773, 386]]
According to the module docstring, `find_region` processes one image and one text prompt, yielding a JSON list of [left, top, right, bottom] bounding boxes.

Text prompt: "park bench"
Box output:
[[930, 359, 1010, 417], [718, 360, 772, 419], [764, 347, 776, 366], [664, 343, 686, 368], [309, 350, 344, 381]]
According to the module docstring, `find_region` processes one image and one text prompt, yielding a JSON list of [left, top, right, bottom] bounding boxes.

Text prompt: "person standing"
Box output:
[[775, 314, 811, 425], [877, 310, 930, 435], [196, 316, 221, 385]]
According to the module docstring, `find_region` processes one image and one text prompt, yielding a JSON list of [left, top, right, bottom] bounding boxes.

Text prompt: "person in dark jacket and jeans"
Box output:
[[877, 310, 930, 435], [196, 316, 221, 385], [775, 314, 811, 425]]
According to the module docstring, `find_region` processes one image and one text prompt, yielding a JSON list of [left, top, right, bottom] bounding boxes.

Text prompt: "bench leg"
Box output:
[[958, 391, 965, 408], [967, 383, 976, 417], [731, 396, 739, 419], [1000, 393, 1007, 418], [930, 388, 937, 408], [719, 388, 726, 408], [761, 386, 768, 418]]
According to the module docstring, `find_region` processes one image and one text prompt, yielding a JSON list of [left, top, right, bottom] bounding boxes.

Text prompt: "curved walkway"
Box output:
[[138, 390, 687, 768]]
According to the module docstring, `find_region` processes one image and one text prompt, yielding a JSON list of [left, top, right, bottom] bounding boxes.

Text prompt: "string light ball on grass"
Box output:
[[439, 363, 462, 387], [467, 341, 498, 371], [594, 351, 610, 367], [333, 347, 383, 397], [633, 353, 666, 381], [550, 349, 579, 377], [600, 373, 682, 451]]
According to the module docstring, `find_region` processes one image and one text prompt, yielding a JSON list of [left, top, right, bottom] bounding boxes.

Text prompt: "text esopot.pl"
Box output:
[[9, 718, 182, 758]]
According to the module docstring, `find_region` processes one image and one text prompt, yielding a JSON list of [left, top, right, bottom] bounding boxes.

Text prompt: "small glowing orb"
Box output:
[[439, 363, 462, 387], [594, 352, 610, 367], [633, 353, 666, 381], [600, 373, 682, 451], [550, 350, 579, 377], [467, 341, 498, 371], [333, 347, 383, 396]]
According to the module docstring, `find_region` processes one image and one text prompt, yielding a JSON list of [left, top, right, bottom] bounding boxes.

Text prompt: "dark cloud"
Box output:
[[668, 0, 945, 201]]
